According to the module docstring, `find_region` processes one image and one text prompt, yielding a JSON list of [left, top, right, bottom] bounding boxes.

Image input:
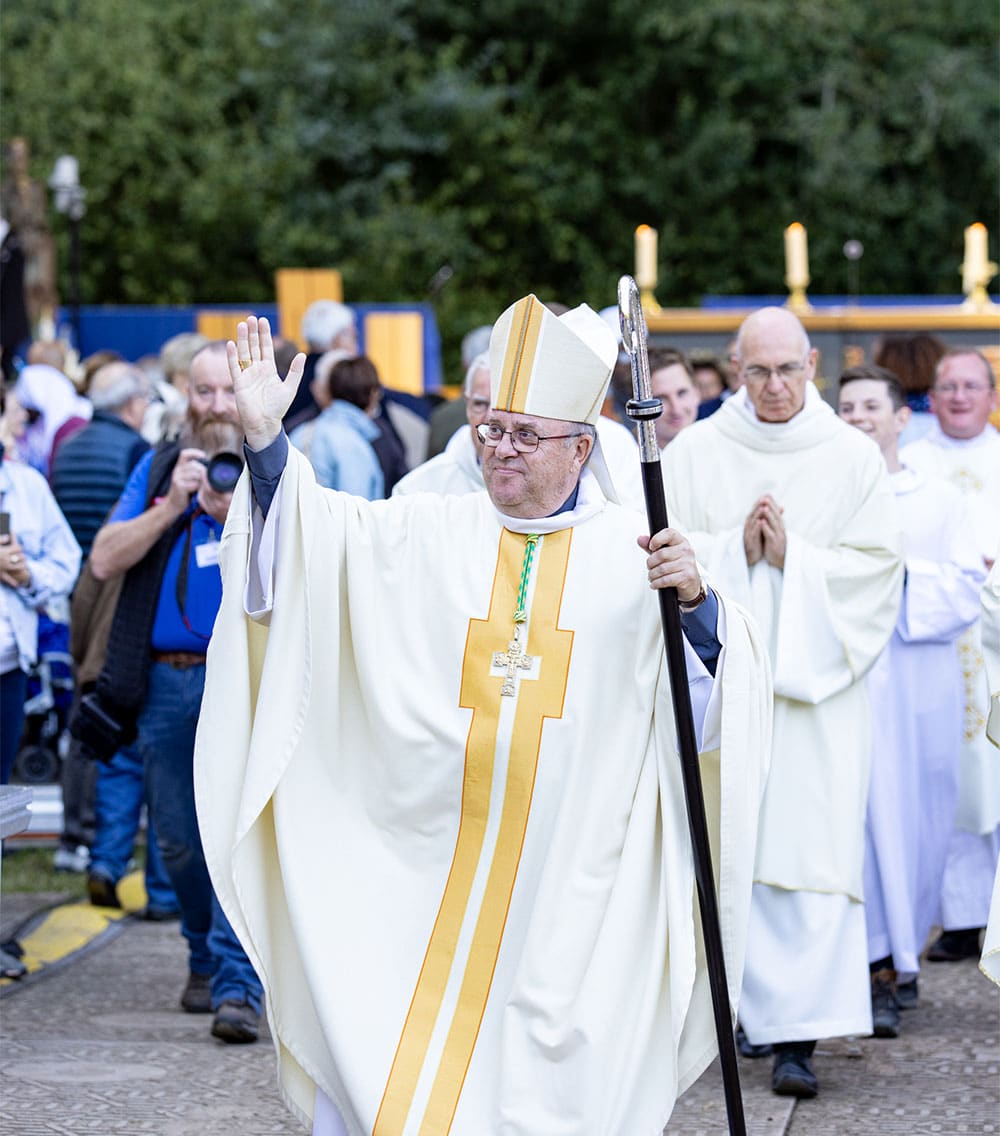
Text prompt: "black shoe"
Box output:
[[895, 978, 918, 1010], [736, 1022, 773, 1058], [180, 971, 213, 1014], [87, 870, 121, 909], [926, 928, 982, 962], [0, 945, 26, 979], [870, 967, 900, 1038], [772, 1044, 818, 1098], [211, 999, 259, 1044]]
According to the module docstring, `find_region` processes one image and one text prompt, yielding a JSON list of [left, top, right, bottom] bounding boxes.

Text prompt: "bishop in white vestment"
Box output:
[[662, 309, 903, 1098], [194, 299, 772, 1135]]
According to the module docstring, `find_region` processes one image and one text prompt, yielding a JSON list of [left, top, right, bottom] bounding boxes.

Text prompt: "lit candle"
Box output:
[[634, 225, 658, 289], [784, 223, 809, 288], [963, 223, 989, 290]]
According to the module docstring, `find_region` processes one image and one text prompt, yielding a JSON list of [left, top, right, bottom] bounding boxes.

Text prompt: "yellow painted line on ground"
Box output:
[[1, 870, 147, 985]]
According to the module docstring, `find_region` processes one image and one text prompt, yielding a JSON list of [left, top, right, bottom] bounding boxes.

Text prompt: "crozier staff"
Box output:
[[195, 300, 771, 1136]]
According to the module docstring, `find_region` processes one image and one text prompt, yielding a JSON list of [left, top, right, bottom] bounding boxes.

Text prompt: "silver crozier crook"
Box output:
[[618, 274, 747, 1136]]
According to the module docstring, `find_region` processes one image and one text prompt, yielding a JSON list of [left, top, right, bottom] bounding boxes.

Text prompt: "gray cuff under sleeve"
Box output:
[[244, 432, 289, 518], [680, 588, 721, 677]]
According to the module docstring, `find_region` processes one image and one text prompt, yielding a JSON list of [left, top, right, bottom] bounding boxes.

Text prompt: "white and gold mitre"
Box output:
[[488, 294, 618, 426]]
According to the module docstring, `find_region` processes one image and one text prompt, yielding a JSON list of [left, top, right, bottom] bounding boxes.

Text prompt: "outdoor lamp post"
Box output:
[[48, 154, 86, 348]]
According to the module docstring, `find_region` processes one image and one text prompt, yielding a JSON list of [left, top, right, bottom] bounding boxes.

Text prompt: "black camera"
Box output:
[[199, 451, 244, 493], [70, 691, 136, 764]]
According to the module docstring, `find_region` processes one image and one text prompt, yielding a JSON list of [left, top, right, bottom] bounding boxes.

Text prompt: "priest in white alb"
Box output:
[[661, 307, 903, 1100], [837, 364, 984, 1030], [901, 349, 1000, 963], [193, 298, 772, 1136]]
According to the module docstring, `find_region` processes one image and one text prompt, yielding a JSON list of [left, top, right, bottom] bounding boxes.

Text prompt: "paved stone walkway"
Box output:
[[1, 892, 997, 1134]]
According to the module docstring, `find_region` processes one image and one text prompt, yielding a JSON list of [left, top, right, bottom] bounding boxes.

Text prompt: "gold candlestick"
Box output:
[[783, 222, 813, 313], [960, 223, 997, 311], [634, 225, 661, 314]]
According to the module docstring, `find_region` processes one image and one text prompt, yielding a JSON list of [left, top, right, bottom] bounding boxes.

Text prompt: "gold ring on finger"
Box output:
[[238, 357, 253, 372]]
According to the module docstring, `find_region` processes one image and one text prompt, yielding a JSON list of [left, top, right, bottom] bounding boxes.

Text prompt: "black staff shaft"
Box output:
[[640, 459, 746, 1136]]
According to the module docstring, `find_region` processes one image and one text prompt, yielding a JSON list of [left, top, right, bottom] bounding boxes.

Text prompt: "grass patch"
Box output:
[[2, 847, 88, 897]]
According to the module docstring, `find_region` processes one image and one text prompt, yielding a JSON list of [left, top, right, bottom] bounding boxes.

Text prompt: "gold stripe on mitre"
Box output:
[[495, 296, 545, 414]]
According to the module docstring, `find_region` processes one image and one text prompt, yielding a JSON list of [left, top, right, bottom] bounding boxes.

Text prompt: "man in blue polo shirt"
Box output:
[[90, 341, 263, 1043]]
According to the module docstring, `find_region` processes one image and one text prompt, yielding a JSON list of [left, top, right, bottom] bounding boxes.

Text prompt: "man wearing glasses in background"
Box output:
[[661, 306, 904, 1099], [901, 350, 1000, 967]]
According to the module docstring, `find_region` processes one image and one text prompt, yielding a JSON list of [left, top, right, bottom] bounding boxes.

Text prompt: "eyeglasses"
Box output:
[[742, 360, 808, 384], [476, 423, 584, 453], [934, 383, 992, 395]]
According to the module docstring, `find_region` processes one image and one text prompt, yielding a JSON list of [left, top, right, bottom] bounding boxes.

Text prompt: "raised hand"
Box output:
[[227, 315, 306, 451]]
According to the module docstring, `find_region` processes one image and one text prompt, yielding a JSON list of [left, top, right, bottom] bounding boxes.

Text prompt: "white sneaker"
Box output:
[[53, 844, 91, 873]]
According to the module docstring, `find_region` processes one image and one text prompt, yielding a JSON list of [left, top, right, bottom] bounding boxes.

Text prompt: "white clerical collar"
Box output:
[[733, 380, 825, 425], [921, 420, 999, 450], [495, 467, 606, 534]]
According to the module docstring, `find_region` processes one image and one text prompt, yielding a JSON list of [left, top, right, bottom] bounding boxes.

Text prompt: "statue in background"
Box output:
[[1, 136, 58, 333]]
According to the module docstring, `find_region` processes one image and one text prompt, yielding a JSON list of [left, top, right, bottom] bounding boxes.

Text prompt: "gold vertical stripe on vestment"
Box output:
[[497, 296, 543, 414], [373, 532, 522, 1135], [418, 527, 575, 1134]]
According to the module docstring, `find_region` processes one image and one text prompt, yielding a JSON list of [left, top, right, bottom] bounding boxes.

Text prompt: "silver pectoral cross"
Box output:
[[492, 633, 538, 697]]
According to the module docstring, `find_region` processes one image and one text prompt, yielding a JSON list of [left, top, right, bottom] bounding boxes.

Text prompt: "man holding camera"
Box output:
[[88, 340, 263, 1043]]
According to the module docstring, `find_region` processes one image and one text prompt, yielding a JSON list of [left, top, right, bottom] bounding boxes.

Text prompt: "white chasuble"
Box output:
[[194, 449, 771, 1136], [863, 470, 984, 977]]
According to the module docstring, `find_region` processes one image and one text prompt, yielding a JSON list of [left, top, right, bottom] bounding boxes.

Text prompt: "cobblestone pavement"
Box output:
[[1, 893, 997, 1135]]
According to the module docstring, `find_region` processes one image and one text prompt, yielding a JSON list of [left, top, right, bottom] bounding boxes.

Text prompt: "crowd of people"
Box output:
[[0, 295, 997, 1134]]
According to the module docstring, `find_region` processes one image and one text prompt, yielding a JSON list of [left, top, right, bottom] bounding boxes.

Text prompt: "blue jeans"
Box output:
[[138, 661, 262, 1011], [0, 667, 28, 784], [89, 742, 178, 913]]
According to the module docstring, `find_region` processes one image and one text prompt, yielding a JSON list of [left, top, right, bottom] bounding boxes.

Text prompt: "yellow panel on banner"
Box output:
[[196, 310, 253, 343], [364, 311, 425, 396], [275, 268, 344, 347]]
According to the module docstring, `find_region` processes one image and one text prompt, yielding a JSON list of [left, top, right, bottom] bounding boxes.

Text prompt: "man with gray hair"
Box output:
[[662, 306, 904, 1099], [195, 300, 771, 1134], [51, 361, 150, 561]]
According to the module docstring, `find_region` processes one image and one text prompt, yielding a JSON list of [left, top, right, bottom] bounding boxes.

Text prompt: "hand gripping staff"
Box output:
[[618, 275, 746, 1136]]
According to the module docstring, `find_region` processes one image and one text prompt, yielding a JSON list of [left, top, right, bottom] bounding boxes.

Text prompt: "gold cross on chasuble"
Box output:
[[491, 634, 536, 697], [373, 527, 575, 1136]]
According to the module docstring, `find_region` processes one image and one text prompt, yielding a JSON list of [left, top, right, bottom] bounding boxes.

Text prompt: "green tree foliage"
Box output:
[[2, 0, 996, 359]]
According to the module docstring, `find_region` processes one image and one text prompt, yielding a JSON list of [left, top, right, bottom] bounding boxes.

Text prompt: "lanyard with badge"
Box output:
[[174, 505, 220, 640]]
